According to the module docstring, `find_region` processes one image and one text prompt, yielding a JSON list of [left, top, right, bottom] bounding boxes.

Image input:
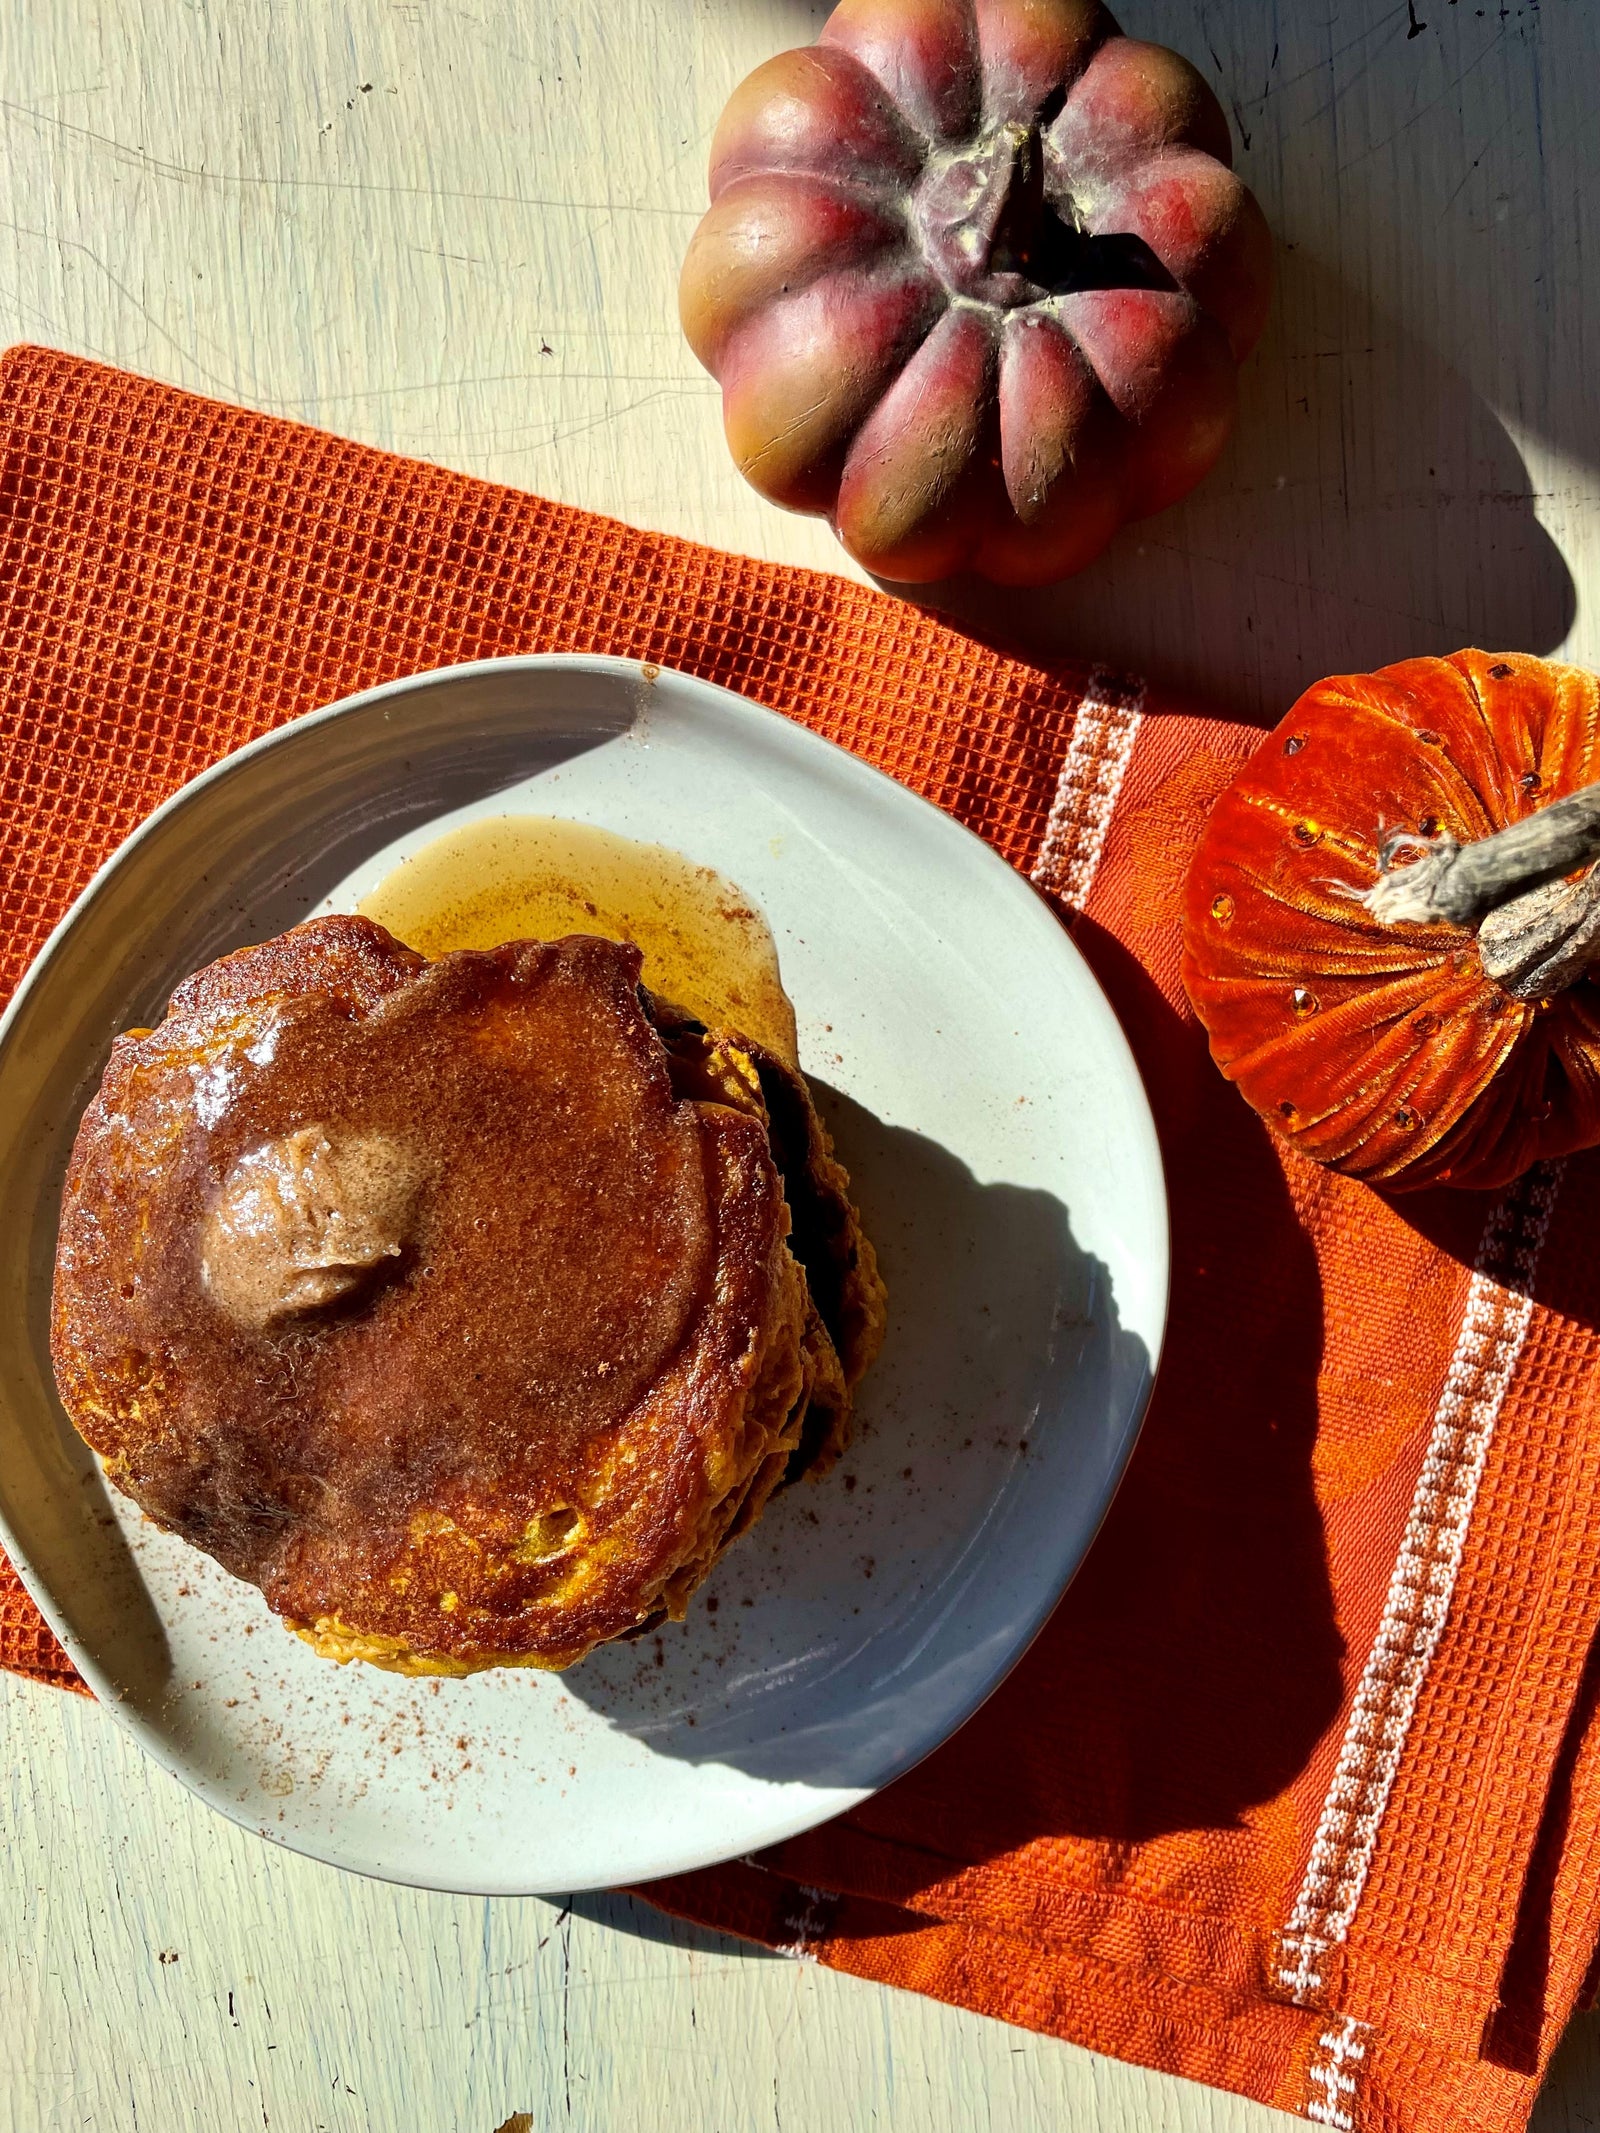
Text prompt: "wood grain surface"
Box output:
[[3, 3, 1599, 2129]]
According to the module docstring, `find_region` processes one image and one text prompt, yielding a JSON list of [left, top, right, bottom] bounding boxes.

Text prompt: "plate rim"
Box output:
[[0, 651, 1170, 1893]]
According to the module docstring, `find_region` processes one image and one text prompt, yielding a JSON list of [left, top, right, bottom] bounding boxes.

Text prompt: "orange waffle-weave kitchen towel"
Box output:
[[5, 344, 1600, 2133]]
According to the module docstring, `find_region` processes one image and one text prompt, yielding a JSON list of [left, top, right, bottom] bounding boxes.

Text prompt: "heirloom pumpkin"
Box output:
[[679, 0, 1272, 585], [1181, 652, 1600, 1193]]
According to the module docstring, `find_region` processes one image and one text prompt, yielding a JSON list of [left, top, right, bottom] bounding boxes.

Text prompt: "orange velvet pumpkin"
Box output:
[[1181, 651, 1600, 1191]]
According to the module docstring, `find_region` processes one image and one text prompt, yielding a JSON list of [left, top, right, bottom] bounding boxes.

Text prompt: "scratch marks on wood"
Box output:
[[560, 1901, 573, 2120], [504, 388, 715, 462], [0, 99, 699, 220], [1234, 4, 1412, 105], [406, 245, 491, 267], [263, 371, 703, 410], [1335, 28, 1521, 177], [0, 215, 258, 398], [1436, 110, 1521, 222]]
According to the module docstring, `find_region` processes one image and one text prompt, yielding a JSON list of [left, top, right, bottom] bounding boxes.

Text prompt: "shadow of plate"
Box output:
[[561, 1086, 1149, 1789]]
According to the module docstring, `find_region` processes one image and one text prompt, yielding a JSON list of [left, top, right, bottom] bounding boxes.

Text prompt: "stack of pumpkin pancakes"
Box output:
[[50, 916, 884, 1674]]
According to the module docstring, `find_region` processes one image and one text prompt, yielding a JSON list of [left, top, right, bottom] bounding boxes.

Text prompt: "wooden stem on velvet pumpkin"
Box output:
[[1180, 652, 1600, 1193], [1363, 780, 1600, 1001]]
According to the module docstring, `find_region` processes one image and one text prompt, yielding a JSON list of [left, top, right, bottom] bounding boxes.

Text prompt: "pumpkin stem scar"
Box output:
[[1363, 780, 1600, 999], [913, 121, 1177, 308]]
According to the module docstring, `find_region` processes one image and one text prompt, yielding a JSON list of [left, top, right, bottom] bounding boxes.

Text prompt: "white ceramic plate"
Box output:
[[0, 655, 1166, 1894]]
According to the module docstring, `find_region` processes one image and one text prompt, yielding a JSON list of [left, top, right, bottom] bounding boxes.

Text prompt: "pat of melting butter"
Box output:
[[202, 1126, 421, 1330]]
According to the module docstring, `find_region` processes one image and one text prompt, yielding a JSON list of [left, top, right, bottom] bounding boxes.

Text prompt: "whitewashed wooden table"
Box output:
[[3, 4, 1599, 2128]]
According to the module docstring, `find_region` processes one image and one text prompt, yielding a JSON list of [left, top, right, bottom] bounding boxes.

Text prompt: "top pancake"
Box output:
[[51, 916, 825, 1671]]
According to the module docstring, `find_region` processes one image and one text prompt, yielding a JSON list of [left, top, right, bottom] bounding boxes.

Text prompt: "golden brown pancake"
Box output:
[[50, 916, 884, 1674]]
